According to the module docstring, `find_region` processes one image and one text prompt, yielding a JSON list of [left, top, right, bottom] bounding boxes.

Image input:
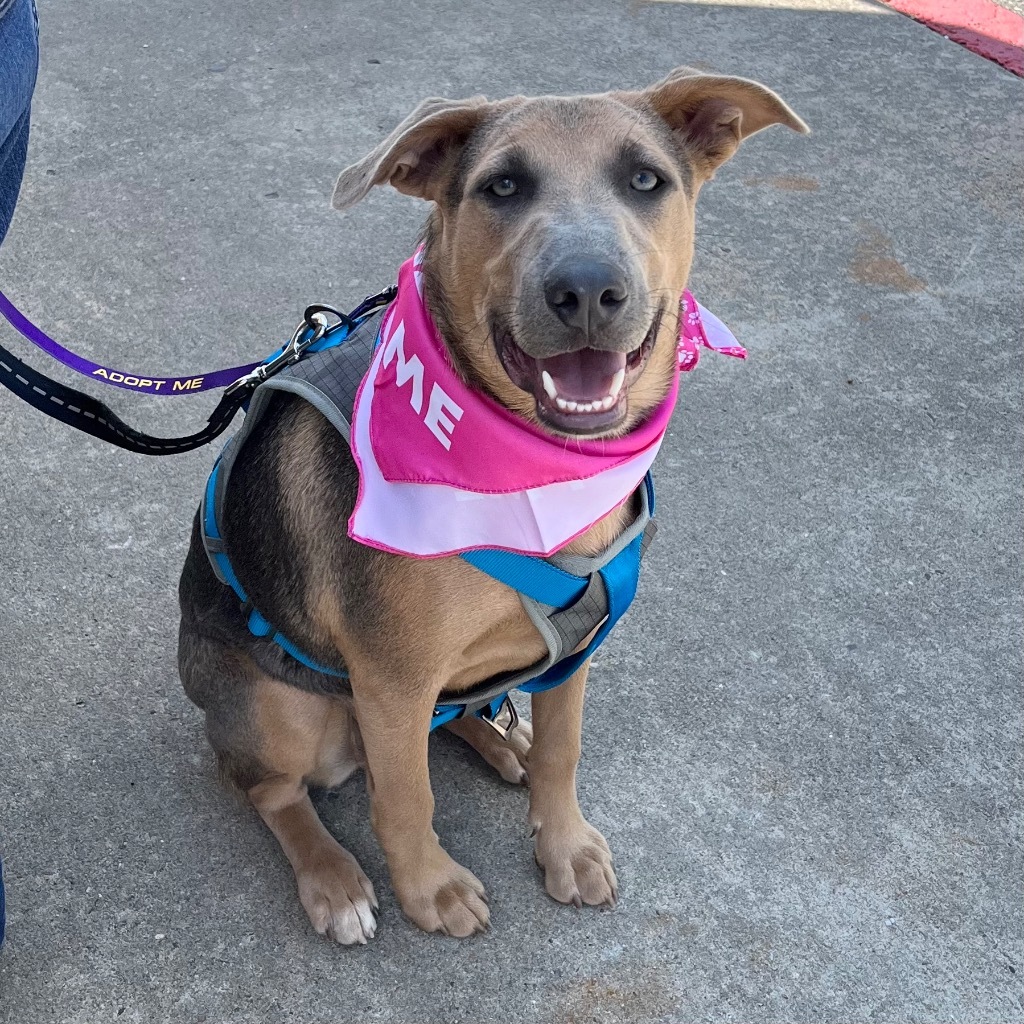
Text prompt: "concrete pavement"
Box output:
[[0, 1, 1021, 1021]]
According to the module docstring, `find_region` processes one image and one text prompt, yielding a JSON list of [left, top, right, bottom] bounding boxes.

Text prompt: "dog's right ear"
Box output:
[[623, 67, 809, 180], [331, 96, 491, 210]]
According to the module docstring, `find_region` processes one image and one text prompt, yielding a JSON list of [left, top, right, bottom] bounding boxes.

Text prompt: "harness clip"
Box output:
[[225, 311, 329, 396]]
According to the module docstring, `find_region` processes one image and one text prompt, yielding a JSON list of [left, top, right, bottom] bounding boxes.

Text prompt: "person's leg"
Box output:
[[0, 0, 39, 947], [0, 106, 31, 241], [0, 0, 40, 244]]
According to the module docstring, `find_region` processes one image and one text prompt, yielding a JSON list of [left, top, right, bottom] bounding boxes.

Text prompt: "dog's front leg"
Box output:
[[353, 682, 490, 937], [528, 661, 617, 907]]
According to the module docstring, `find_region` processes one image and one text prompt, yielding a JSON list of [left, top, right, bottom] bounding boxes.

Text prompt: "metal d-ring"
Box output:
[[479, 694, 520, 741], [302, 303, 356, 333], [288, 311, 328, 356]]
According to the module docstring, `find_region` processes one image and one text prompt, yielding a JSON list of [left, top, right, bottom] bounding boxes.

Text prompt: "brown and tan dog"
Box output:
[[178, 67, 806, 943]]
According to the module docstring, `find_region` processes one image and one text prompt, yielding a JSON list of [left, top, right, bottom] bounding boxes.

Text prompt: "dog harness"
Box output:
[[200, 306, 658, 735]]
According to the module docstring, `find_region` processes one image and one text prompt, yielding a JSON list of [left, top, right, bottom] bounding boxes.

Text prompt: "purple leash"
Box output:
[[0, 287, 263, 454], [0, 288, 259, 395]]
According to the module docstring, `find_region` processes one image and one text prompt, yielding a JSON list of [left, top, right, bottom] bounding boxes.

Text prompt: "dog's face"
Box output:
[[333, 68, 806, 437]]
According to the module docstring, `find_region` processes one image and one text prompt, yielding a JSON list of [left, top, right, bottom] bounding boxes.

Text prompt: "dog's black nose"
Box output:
[[544, 259, 629, 335]]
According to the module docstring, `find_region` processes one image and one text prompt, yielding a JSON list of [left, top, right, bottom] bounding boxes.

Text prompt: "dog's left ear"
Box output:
[[331, 95, 493, 209], [627, 66, 809, 178]]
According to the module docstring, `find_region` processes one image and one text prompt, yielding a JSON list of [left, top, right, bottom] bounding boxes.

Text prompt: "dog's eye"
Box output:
[[630, 169, 661, 192], [488, 177, 518, 198]]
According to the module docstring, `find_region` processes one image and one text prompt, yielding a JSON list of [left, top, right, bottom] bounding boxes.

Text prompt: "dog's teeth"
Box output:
[[609, 368, 626, 399], [541, 370, 558, 400], [553, 396, 614, 415]]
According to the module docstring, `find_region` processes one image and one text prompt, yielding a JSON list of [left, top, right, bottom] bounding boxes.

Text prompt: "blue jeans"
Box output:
[[0, 0, 38, 947], [0, 0, 39, 244]]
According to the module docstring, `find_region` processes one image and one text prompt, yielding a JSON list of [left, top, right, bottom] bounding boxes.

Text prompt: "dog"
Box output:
[[178, 66, 807, 943]]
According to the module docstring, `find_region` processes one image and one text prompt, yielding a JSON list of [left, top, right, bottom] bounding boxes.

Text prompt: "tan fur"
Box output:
[[253, 676, 362, 789], [186, 67, 806, 942]]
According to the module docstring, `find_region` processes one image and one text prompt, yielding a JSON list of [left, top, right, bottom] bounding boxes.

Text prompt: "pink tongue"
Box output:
[[539, 349, 627, 401]]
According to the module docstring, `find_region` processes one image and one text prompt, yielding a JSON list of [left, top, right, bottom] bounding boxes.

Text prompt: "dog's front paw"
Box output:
[[533, 818, 617, 908], [393, 850, 489, 937], [296, 844, 378, 945]]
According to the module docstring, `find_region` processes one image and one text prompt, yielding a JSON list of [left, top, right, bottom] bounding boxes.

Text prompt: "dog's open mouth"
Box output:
[[496, 311, 661, 433]]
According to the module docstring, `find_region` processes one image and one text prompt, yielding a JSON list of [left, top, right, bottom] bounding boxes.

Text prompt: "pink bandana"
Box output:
[[348, 252, 744, 558]]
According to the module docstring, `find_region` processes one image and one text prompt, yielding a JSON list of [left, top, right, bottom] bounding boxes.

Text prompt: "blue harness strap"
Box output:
[[433, 473, 654, 720], [203, 460, 249, 601], [460, 548, 589, 607], [520, 528, 645, 694], [246, 608, 345, 677], [204, 458, 347, 677], [200, 310, 376, 678], [460, 525, 646, 698]]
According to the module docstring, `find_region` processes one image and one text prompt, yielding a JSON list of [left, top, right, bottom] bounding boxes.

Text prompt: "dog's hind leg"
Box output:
[[445, 715, 533, 786], [245, 676, 378, 945], [180, 632, 377, 944]]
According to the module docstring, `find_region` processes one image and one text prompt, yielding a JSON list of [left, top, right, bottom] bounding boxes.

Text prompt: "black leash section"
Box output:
[[0, 286, 397, 456], [0, 340, 247, 454]]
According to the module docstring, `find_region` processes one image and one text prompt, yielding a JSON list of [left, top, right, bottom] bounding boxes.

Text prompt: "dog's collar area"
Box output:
[[198, 302, 657, 736]]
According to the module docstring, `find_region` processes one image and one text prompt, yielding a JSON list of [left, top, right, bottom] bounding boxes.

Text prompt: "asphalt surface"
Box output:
[[1, 1, 1022, 1022]]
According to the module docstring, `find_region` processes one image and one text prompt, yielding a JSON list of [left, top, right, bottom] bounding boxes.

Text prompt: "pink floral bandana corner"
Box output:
[[348, 253, 745, 558]]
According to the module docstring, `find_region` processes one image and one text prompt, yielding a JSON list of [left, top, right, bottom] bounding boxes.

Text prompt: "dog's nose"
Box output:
[[544, 259, 629, 335]]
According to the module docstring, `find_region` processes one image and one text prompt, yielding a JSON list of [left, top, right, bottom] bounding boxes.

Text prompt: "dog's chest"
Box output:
[[386, 498, 635, 695]]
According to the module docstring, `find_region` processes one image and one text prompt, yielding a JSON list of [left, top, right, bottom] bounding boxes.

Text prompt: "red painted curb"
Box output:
[[878, 0, 1024, 76]]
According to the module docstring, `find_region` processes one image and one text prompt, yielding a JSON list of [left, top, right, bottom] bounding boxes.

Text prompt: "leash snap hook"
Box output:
[[225, 312, 329, 396], [288, 310, 329, 359]]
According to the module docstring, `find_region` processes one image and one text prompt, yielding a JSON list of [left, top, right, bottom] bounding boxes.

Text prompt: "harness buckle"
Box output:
[[478, 694, 520, 741]]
